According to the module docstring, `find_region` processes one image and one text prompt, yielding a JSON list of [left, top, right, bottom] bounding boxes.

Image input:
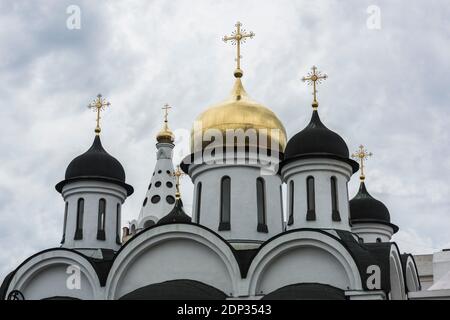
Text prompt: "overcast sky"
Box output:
[[1, 0, 449, 281]]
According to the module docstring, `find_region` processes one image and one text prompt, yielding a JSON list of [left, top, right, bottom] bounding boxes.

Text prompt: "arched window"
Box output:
[[306, 177, 316, 221], [74, 198, 84, 240], [331, 177, 341, 221], [97, 199, 106, 240], [288, 180, 294, 226], [256, 178, 268, 233], [219, 176, 231, 231], [61, 202, 68, 244], [195, 182, 202, 223], [116, 204, 121, 245]]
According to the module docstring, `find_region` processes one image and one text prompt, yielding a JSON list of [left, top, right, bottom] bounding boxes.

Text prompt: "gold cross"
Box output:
[[173, 165, 185, 199], [88, 94, 111, 135], [223, 21, 255, 78], [351, 145, 373, 181], [162, 103, 171, 128], [302, 66, 328, 110], [162, 103, 171, 122]]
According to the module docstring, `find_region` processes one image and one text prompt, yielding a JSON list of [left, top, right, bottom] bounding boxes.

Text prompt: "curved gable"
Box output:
[[246, 229, 363, 296], [4, 249, 102, 300], [106, 224, 241, 299]]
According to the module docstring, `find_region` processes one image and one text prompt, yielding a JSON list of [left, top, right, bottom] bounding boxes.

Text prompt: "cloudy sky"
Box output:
[[1, 0, 449, 281]]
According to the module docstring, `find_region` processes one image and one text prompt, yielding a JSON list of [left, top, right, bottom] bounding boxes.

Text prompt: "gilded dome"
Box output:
[[191, 78, 287, 152], [156, 127, 175, 144]]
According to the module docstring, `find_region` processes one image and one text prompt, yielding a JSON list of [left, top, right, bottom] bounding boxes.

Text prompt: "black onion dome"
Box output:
[[283, 110, 358, 172], [349, 182, 398, 233], [158, 199, 192, 224], [56, 136, 134, 195]]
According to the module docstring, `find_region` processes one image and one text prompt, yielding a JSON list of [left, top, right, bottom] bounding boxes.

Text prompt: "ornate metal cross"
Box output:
[[223, 21, 255, 78], [88, 94, 111, 135], [302, 66, 328, 109], [162, 103, 171, 123], [173, 165, 185, 199], [352, 145, 373, 181]]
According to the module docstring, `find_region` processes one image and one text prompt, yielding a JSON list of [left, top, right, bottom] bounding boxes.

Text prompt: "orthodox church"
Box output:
[[1, 22, 429, 300]]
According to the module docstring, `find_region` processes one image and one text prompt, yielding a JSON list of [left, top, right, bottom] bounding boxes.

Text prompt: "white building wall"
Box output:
[[351, 223, 394, 243], [61, 180, 128, 251], [188, 151, 283, 245], [281, 158, 353, 231]]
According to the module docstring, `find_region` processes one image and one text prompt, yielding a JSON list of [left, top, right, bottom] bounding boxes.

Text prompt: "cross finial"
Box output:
[[302, 66, 328, 110], [173, 165, 185, 199], [223, 21, 255, 78], [87, 94, 111, 135], [351, 145, 373, 181], [162, 103, 171, 129]]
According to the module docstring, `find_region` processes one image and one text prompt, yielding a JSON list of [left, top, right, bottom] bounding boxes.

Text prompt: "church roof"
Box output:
[[55, 135, 133, 195], [283, 110, 359, 172], [119, 280, 227, 300], [349, 182, 398, 232], [157, 199, 192, 224], [261, 283, 346, 300]]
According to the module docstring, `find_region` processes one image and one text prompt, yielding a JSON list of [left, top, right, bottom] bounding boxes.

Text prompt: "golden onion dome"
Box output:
[[156, 126, 175, 144], [191, 78, 287, 152]]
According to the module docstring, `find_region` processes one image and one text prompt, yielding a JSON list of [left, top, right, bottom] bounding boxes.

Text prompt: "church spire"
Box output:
[[133, 104, 178, 231], [351, 145, 373, 181], [88, 94, 111, 135], [302, 66, 328, 110], [223, 21, 255, 78]]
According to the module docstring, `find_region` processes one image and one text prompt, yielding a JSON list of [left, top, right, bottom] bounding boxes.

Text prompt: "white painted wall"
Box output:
[[60, 180, 128, 251], [246, 230, 363, 296], [432, 251, 450, 284], [351, 223, 394, 243], [106, 224, 241, 299], [188, 151, 284, 244], [281, 158, 353, 231], [6, 250, 102, 300]]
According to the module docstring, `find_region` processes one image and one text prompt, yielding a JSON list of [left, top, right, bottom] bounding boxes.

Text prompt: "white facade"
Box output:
[[351, 223, 395, 243], [282, 158, 353, 231], [60, 180, 128, 252], [411, 250, 450, 299], [187, 150, 284, 246]]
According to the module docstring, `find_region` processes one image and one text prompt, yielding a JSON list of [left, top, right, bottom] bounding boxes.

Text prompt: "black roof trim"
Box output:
[[0, 271, 15, 300], [119, 279, 228, 300], [157, 199, 192, 224], [280, 152, 359, 173], [351, 218, 399, 233], [262, 282, 346, 300], [180, 148, 285, 175], [55, 176, 134, 196]]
